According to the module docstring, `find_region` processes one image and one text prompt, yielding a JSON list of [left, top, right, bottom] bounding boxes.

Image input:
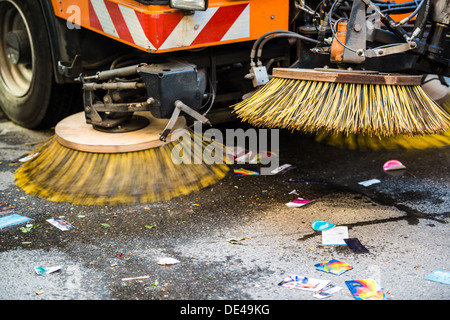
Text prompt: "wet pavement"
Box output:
[[0, 108, 449, 307]]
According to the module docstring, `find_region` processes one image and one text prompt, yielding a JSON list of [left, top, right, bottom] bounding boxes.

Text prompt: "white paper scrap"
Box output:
[[157, 257, 181, 266], [322, 226, 349, 246], [312, 285, 343, 299], [271, 164, 295, 175], [358, 179, 381, 187], [278, 275, 331, 292]]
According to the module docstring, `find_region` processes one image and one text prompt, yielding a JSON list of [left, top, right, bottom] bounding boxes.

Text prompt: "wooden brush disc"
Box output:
[[55, 112, 186, 153], [272, 68, 422, 86]]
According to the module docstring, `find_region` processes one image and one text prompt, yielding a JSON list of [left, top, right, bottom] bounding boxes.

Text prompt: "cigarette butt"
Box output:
[[110, 263, 118, 267], [36, 291, 45, 295]]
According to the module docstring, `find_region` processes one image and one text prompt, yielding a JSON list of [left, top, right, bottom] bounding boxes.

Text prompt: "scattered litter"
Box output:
[[271, 164, 295, 175], [312, 283, 343, 299], [322, 226, 349, 246], [345, 279, 386, 300], [157, 257, 181, 266], [311, 220, 335, 231], [226, 238, 247, 245], [0, 202, 19, 216], [235, 151, 265, 164], [34, 266, 62, 275], [151, 280, 159, 287], [344, 238, 370, 254], [286, 197, 313, 208], [46, 217, 75, 231], [383, 160, 406, 171], [0, 213, 31, 229], [20, 224, 39, 233], [315, 259, 353, 275], [288, 189, 299, 195], [424, 270, 450, 285], [226, 146, 276, 164], [100, 223, 111, 228], [121, 275, 150, 281], [225, 146, 246, 161], [358, 179, 381, 187], [233, 168, 259, 176], [278, 275, 330, 292], [18, 152, 39, 162], [145, 225, 156, 229]]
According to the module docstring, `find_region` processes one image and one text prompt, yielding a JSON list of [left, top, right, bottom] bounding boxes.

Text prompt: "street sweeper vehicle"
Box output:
[[0, 0, 449, 205]]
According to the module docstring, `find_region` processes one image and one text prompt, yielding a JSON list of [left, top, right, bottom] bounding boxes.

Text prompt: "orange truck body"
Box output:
[[51, 0, 290, 53]]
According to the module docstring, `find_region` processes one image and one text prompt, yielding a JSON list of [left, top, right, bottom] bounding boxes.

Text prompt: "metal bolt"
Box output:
[[194, 24, 199, 30], [353, 23, 361, 32], [271, 15, 275, 19]]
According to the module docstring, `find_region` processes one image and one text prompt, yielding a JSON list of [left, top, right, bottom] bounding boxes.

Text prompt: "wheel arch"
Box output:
[[38, 0, 82, 84]]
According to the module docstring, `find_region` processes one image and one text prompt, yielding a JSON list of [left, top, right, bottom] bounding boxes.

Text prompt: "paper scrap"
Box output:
[[278, 275, 330, 292], [157, 257, 181, 266], [358, 179, 381, 187], [315, 259, 353, 275], [424, 270, 450, 285], [0, 213, 31, 229], [226, 147, 276, 164], [34, 266, 62, 275], [233, 168, 259, 176], [344, 238, 370, 253], [271, 164, 295, 175], [0, 202, 19, 216], [312, 283, 342, 299], [322, 226, 349, 246], [311, 220, 335, 231], [345, 279, 386, 300], [286, 198, 313, 208], [46, 217, 75, 231], [18, 152, 39, 162], [383, 160, 406, 171]]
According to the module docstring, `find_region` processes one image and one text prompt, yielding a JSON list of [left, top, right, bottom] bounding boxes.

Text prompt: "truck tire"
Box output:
[[0, 0, 82, 129]]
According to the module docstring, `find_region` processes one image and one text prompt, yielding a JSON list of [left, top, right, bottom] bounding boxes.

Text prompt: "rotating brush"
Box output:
[[232, 68, 450, 136], [15, 112, 229, 206]]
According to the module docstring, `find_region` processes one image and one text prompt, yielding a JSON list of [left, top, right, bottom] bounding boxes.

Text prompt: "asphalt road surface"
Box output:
[[0, 109, 448, 309]]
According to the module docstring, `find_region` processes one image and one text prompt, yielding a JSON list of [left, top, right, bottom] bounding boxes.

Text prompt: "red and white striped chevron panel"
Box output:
[[88, 0, 250, 52]]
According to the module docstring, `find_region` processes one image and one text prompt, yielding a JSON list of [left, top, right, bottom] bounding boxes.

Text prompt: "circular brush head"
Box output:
[[232, 69, 450, 136], [15, 112, 229, 205]]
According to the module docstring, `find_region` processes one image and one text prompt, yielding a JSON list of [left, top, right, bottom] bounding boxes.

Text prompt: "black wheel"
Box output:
[[0, 0, 82, 129]]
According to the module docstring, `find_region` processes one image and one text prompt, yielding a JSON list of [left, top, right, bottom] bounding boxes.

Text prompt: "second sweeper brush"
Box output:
[[232, 68, 450, 136]]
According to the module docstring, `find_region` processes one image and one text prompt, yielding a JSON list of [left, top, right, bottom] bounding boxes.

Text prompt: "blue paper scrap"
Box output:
[[0, 213, 32, 229], [311, 220, 335, 231], [424, 270, 450, 285]]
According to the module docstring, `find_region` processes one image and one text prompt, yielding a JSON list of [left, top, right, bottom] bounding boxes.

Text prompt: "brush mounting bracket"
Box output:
[[78, 60, 208, 133], [159, 100, 211, 142], [78, 65, 153, 132]]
